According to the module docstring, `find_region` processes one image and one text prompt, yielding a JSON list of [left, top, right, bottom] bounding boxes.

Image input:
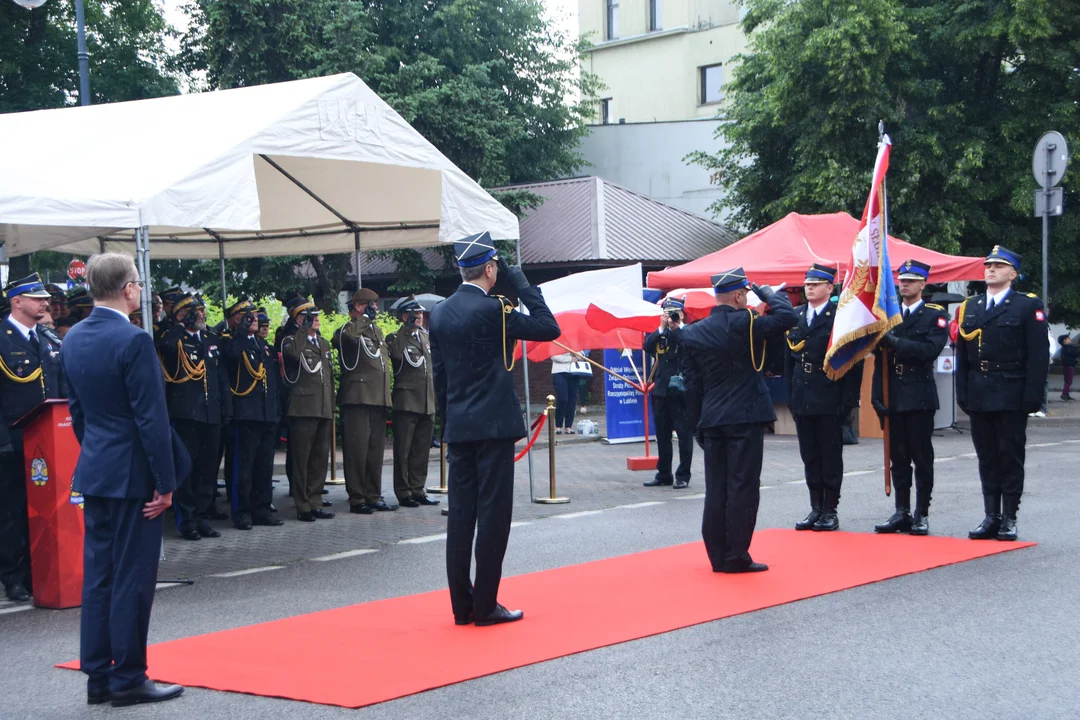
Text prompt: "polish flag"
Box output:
[[661, 285, 780, 322], [517, 264, 662, 362]]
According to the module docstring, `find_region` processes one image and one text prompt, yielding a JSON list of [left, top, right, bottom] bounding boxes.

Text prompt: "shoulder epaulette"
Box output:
[[925, 303, 945, 311], [1027, 293, 1038, 299]]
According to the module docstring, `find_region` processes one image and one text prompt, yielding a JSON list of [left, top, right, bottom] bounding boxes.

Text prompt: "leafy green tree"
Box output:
[[692, 0, 1080, 321]]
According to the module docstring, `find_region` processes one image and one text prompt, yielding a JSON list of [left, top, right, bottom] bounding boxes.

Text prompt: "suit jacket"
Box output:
[[0, 316, 64, 450], [681, 289, 798, 429], [224, 332, 280, 424], [387, 326, 435, 416], [158, 324, 230, 424], [956, 289, 1049, 412], [431, 283, 560, 443], [281, 329, 335, 419], [334, 316, 392, 407], [872, 303, 949, 413], [784, 302, 864, 415], [62, 307, 179, 499], [643, 326, 683, 398]]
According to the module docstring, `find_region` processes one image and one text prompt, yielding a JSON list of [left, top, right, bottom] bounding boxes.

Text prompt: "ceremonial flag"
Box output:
[[824, 135, 902, 379]]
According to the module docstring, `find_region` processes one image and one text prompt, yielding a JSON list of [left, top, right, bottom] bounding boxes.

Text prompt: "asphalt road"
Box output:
[[1, 424, 1077, 719]]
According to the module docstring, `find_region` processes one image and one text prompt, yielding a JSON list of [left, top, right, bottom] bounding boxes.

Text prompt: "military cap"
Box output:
[[226, 298, 255, 316], [897, 259, 931, 281], [351, 288, 379, 304], [453, 231, 497, 267], [985, 245, 1021, 272], [661, 296, 686, 311], [804, 264, 838, 285], [45, 283, 66, 299], [129, 308, 142, 318], [66, 285, 94, 308], [395, 297, 424, 314], [6, 273, 53, 299], [160, 286, 185, 305], [286, 296, 320, 320], [711, 267, 751, 294], [171, 293, 203, 318], [257, 307, 270, 326]]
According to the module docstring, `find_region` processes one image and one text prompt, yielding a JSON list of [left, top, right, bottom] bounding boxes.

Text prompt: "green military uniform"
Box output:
[[333, 288, 394, 513], [387, 299, 437, 505], [281, 299, 336, 520]]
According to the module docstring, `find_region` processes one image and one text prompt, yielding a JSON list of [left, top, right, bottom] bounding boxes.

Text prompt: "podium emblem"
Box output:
[[30, 456, 48, 487]]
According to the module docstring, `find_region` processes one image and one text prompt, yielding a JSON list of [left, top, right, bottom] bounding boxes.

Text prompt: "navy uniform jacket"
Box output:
[[63, 308, 178, 499], [681, 289, 798, 429], [643, 327, 683, 398], [431, 283, 560, 443], [872, 303, 949, 412], [784, 302, 864, 415], [224, 332, 280, 424], [956, 290, 1049, 413], [159, 324, 230, 424], [0, 316, 64, 450]]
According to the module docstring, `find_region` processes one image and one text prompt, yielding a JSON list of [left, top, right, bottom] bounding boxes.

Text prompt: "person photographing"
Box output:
[[643, 297, 694, 489]]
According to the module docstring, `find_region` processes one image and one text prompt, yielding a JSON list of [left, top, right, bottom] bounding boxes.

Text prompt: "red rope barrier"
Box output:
[[515, 411, 547, 462]]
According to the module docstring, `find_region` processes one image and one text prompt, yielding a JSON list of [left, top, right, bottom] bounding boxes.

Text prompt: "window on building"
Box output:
[[606, 0, 619, 40], [700, 64, 723, 105], [649, 0, 661, 31], [600, 98, 612, 124]]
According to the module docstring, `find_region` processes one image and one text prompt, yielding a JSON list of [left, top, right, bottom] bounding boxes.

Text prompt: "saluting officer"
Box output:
[[682, 269, 798, 573], [957, 246, 1049, 541], [223, 300, 283, 530], [334, 288, 396, 514], [156, 286, 184, 343], [387, 297, 439, 508], [872, 260, 949, 535], [66, 286, 95, 323], [160, 293, 231, 540], [0, 274, 64, 602], [431, 232, 561, 626], [643, 297, 694, 489], [281, 298, 336, 522], [785, 264, 863, 532]]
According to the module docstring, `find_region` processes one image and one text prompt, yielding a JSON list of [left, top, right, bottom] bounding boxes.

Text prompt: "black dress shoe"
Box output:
[[4, 582, 29, 602], [269, 503, 278, 512], [321, 499, 333, 507], [321, 488, 329, 495], [372, 500, 398, 512], [997, 517, 1017, 541], [454, 612, 474, 626], [673, 479, 690, 489], [475, 604, 524, 626], [110, 680, 184, 707], [968, 515, 1001, 539], [399, 498, 420, 508], [297, 511, 317, 522], [312, 508, 335, 519], [233, 516, 253, 530], [643, 478, 673, 487], [795, 509, 822, 531], [812, 511, 839, 531], [874, 509, 913, 534], [416, 495, 441, 506], [179, 527, 202, 541], [196, 522, 221, 538], [252, 514, 284, 527], [87, 687, 110, 705], [350, 503, 374, 515], [717, 561, 769, 573], [206, 505, 229, 521], [909, 512, 929, 536]]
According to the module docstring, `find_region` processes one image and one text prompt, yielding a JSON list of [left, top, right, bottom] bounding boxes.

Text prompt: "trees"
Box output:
[[692, 0, 1080, 321]]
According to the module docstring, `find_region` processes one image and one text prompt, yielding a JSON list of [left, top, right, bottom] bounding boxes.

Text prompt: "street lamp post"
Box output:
[[12, 0, 91, 106]]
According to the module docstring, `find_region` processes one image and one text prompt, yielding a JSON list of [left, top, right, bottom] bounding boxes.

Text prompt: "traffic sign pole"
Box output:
[[1032, 131, 1070, 314]]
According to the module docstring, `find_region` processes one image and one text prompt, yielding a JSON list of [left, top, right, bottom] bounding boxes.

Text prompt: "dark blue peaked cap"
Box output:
[[897, 258, 930, 280], [985, 245, 1021, 273], [804, 263, 838, 284], [6, 273, 52, 299], [454, 232, 497, 268], [711, 267, 751, 294]]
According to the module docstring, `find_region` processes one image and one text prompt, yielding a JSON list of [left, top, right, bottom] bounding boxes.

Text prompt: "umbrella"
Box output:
[[414, 293, 445, 312]]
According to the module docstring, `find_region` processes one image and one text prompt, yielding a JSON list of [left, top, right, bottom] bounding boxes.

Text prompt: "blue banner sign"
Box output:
[[603, 349, 655, 444]]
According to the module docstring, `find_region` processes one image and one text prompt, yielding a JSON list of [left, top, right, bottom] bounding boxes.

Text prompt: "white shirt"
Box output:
[[462, 281, 489, 295], [5, 315, 35, 342], [986, 287, 1011, 310], [806, 301, 828, 323], [901, 299, 923, 317]]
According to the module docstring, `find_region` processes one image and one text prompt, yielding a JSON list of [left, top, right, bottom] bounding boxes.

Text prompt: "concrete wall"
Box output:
[[578, 119, 731, 221]]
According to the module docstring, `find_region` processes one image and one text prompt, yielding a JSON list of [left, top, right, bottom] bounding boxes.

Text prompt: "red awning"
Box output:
[[647, 212, 986, 289]]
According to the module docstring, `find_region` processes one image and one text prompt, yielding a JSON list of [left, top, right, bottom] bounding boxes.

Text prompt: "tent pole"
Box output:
[[218, 239, 227, 309], [354, 230, 362, 289], [517, 239, 535, 500], [136, 226, 152, 336]]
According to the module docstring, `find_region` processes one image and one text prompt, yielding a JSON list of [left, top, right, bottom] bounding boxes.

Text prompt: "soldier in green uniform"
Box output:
[[334, 288, 396, 514], [387, 298, 439, 508], [281, 298, 336, 522]]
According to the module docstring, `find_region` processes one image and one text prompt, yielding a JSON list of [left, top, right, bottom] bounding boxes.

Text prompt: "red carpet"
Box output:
[[59, 530, 1033, 708]]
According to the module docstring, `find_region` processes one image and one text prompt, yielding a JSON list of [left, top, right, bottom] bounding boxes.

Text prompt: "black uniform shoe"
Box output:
[[206, 505, 229, 521], [233, 516, 253, 530], [179, 527, 202, 541], [643, 478, 673, 487], [996, 517, 1017, 541], [812, 510, 839, 531], [909, 512, 929, 536], [196, 522, 221, 538], [321, 499, 333, 507], [4, 582, 30, 602], [968, 494, 1002, 539], [673, 479, 690, 489], [874, 509, 913, 534], [350, 504, 374, 515], [716, 561, 769, 574], [372, 500, 398, 512], [416, 495, 441, 506], [252, 514, 284, 527], [110, 680, 184, 707], [312, 508, 335, 519], [321, 488, 329, 495], [87, 687, 110, 705], [795, 508, 822, 531], [399, 498, 421, 508], [475, 604, 524, 626], [454, 612, 474, 626], [296, 511, 317, 522]]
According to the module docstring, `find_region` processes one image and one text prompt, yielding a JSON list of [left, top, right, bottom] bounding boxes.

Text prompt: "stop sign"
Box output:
[[67, 259, 86, 281]]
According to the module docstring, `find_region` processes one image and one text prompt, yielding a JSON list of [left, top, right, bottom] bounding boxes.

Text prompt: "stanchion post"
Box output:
[[330, 413, 337, 481], [535, 395, 568, 504], [428, 442, 449, 494]]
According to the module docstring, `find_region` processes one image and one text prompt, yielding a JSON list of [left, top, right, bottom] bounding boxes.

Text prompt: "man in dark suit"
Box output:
[[957, 246, 1049, 541], [62, 253, 184, 707], [430, 232, 560, 626], [643, 297, 694, 488], [872, 260, 950, 535], [785, 264, 863, 532], [682, 268, 797, 573], [0, 273, 64, 603]]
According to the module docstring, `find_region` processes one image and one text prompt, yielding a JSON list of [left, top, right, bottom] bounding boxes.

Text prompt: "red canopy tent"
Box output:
[[647, 212, 986, 289]]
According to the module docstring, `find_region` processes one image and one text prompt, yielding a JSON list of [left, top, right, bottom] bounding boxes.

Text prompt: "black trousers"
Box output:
[[227, 421, 277, 522], [393, 411, 434, 502], [652, 393, 693, 483], [889, 410, 935, 512], [793, 412, 844, 507], [0, 446, 29, 590], [701, 424, 764, 570], [80, 495, 163, 693], [172, 420, 221, 529], [446, 439, 515, 620], [969, 410, 1028, 500]]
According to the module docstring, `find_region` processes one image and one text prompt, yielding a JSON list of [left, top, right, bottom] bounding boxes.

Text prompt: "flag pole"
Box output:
[[878, 120, 893, 497]]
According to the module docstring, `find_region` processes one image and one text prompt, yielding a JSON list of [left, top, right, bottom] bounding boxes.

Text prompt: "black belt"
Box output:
[[978, 360, 1022, 373], [797, 358, 824, 374], [893, 363, 930, 376]]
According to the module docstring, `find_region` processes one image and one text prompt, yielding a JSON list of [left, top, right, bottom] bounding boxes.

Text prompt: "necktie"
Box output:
[[28, 330, 39, 354], [988, 298, 996, 312], [903, 308, 910, 320]]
